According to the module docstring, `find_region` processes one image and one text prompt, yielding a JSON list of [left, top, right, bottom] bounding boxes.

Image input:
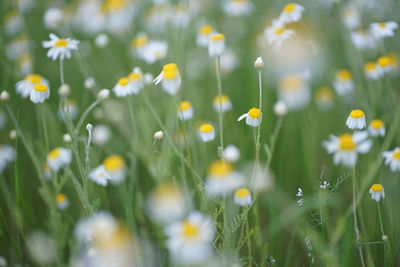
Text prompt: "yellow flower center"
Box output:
[[364, 62, 376, 72], [200, 123, 213, 133], [199, 24, 214, 35], [248, 108, 260, 118], [153, 183, 181, 198], [178, 101, 192, 111], [214, 95, 229, 105], [370, 119, 384, 129], [349, 109, 364, 118], [337, 69, 352, 80], [379, 23, 386, 28], [284, 3, 296, 13], [163, 63, 178, 72], [57, 193, 66, 203], [182, 221, 198, 239], [339, 134, 356, 151], [118, 77, 129, 86], [129, 72, 141, 81], [132, 36, 148, 47], [103, 155, 125, 171], [274, 27, 285, 35], [210, 34, 225, 41], [394, 150, 400, 160], [55, 39, 68, 47], [315, 87, 333, 101], [279, 74, 304, 91], [377, 56, 391, 68], [26, 74, 42, 84], [235, 188, 249, 198], [102, 0, 126, 12], [48, 148, 61, 159], [34, 83, 48, 92], [370, 184, 383, 192], [208, 161, 233, 176], [163, 70, 179, 80]]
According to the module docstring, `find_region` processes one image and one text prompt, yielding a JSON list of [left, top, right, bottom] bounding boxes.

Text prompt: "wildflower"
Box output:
[[350, 31, 377, 50], [198, 123, 215, 142], [278, 3, 305, 24], [42, 33, 79, 61], [274, 101, 288, 116], [0, 91, 10, 102], [4, 11, 23, 36], [154, 63, 181, 96], [315, 87, 334, 109], [197, 24, 215, 47], [140, 41, 168, 64], [132, 33, 149, 54], [296, 188, 303, 197], [382, 147, 400, 172], [165, 211, 214, 264], [377, 56, 392, 74], [84, 77, 95, 89], [58, 98, 79, 121], [88, 165, 111, 186], [63, 133, 71, 143], [47, 147, 72, 172], [56, 193, 69, 210], [0, 145, 16, 173], [342, 8, 360, 30], [213, 95, 232, 113], [26, 231, 56, 265], [178, 101, 194, 121], [278, 73, 310, 110], [322, 131, 372, 168], [43, 163, 51, 180], [346, 109, 366, 130], [222, 0, 254, 16], [30, 83, 50, 103], [234, 188, 252, 206], [94, 33, 109, 48], [223, 144, 240, 162], [98, 89, 110, 100], [58, 84, 70, 97], [220, 50, 239, 73], [154, 130, 164, 141], [369, 184, 385, 202], [364, 62, 381, 80], [265, 20, 295, 48], [16, 74, 49, 98], [102, 155, 126, 184], [296, 188, 303, 206], [238, 108, 261, 127], [113, 77, 133, 97], [320, 181, 330, 190], [370, 22, 398, 39], [208, 33, 226, 58], [92, 125, 111, 146], [205, 160, 244, 196], [368, 119, 385, 137], [43, 8, 63, 29], [333, 69, 354, 96], [254, 56, 264, 69]]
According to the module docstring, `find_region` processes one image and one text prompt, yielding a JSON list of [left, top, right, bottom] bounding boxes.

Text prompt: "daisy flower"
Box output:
[[369, 184, 385, 202], [223, 144, 240, 162], [47, 147, 72, 172], [346, 109, 366, 130], [88, 165, 111, 186], [238, 107, 261, 127], [377, 56, 392, 74], [15, 74, 49, 98], [322, 131, 372, 168], [56, 193, 69, 210], [368, 119, 385, 137], [140, 41, 168, 64], [333, 69, 354, 96], [0, 145, 16, 173], [274, 101, 288, 116], [265, 20, 295, 48], [342, 8, 360, 30], [102, 155, 126, 184], [154, 63, 181, 96], [177, 101, 194, 121], [128, 67, 144, 94], [205, 160, 244, 196], [234, 188, 252, 206], [131, 33, 149, 55], [213, 95, 232, 113], [222, 0, 254, 17], [208, 33, 226, 58], [382, 147, 400, 172], [197, 24, 215, 47], [198, 123, 215, 142], [4, 11, 23, 36], [364, 62, 382, 80], [30, 83, 50, 103], [350, 31, 377, 50], [92, 124, 111, 146], [42, 33, 79, 61], [370, 22, 398, 39], [315, 86, 334, 110], [278, 3, 305, 24], [165, 211, 214, 265], [278, 73, 311, 110], [113, 77, 133, 97]]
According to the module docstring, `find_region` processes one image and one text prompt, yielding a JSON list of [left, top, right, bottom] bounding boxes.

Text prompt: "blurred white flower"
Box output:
[[278, 3, 305, 24], [16, 74, 49, 98], [278, 72, 310, 111], [47, 147, 72, 172], [94, 33, 109, 48], [57, 193, 69, 210], [265, 20, 295, 48], [92, 125, 111, 146], [154, 63, 181, 96], [102, 155, 127, 184], [198, 123, 215, 142], [205, 160, 244, 196], [223, 145, 240, 162], [368, 119, 385, 137], [234, 188, 252, 206], [382, 147, 400, 172], [26, 231, 56, 265], [178, 101, 194, 121], [197, 24, 215, 47], [333, 69, 354, 96], [89, 165, 111, 186], [208, 33, 226, 58], [370, 21, 398, 39], [213, 95, 232, 113], [43, 8, 63, 29], [0, 144, 16, 173]]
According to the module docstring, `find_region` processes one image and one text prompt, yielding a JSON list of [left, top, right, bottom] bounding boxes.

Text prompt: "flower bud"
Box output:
[[254, 56, 264, 69]]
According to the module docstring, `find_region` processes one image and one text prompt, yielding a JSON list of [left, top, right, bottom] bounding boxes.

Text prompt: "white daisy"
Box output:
[[30, 83, 50, 103], [368, 119, 385, 137], [278, 73, 311, 110], [369, 184, 385, 202], [154, 63, 181, 96], [43, 7, 63, 29], [234, 188, 252, 207], [102, 155, 127, 184], [377, 56, 392, 74], [382, 147, 400, 172], [0, 144, 16, 173], [273, 100, 288, 116], [222, 0, 254, 17], [213, 94, 232, 113], [92, 124, 111, 146], [177, 101, 194, 121], [47, 147, 72, 172], [208, 33, 226, 58], [42, 33, 79, 61], [198, 123, 215, 142], [223, 144, 240, 162], [56, 193, 69, 210], [278, 3, 305, 24], [238, 108, 261, 127], [197, 24, 215, 47], [15, 74, 49, 98], [205, 160, 244, 196], [350, 31, 377, 50], [265, 20, 295, 48], [333, 69, 354, 96], [369, 22, 398, 39], [364, 62, 382, 80], [342, 8, 360, 30], [315, 87, 334, 110], [113, 77, 134, 98], [346, 109, 366, 130], [140, 41, 168, 64], [88, 165, 111, 186]]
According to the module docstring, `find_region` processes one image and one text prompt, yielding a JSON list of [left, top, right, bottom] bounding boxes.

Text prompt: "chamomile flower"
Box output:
[[223, 144, 240, 162], [197, 24, 215, 47], [382, 147, 400, 172], [377, 56, 392, 74], [369, 184, 385, 202], [154, 63, 181, 96], [56, 193, 69, 210], [265, 20, 295, 48], [165, 211, 214, 265], [333, 69, 354, 96], [89, 165, 111, 186], [364, 62, 382, 80], [370, 22, 398, 39], [43, 162, 51, 180], [102, 155, 126, 184], [238, 108, 261, 127], [113, 77, 133, 97], [43, 7, 63, 29], [208, 33, 226, 58], [84, 77, 95, 90], [322, 131, 372, 168], [131, 33, 149, 54], [342, 8, 360, 30], [42, 33, 79, 61], [4, 11, 23, 36], [0, 145, 16, 173], [213, 95, 232, 113], [234, 188, 252, 207], [205, 160, 244, 196], [198, 123, 215, 142], [346, 109, 366, 130], [30, 83, 50, 103], [92, 125, 111, 146], [47, 147, 72, 172], [350, 31, 377, 50], [16, 74, 49, 98], [278, 73, 311, 110], [278, 3, 305, 24], [140, 41, 168, 64], [315, 86, 334, 109], [58, 98, 79, 121], [222, 0, 254, 17], [177, 101, 194, 121], [368, 119, 385, 137]]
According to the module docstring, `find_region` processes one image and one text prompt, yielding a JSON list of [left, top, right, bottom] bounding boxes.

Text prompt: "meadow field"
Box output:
[[0, 0, 400, 266]]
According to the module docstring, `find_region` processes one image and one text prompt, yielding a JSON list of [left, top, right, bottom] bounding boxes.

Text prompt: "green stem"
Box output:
[[352, 167, 366, 267], [75, 98, 100, 134], [378, 202, 392, 266], [216, 56, 224, 160]]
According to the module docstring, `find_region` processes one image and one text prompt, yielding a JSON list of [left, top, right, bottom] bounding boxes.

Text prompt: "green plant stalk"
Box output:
[[59, 59, 65, 85], [352, 167, 366, 267], [75, 98, 100, 134], [377, 202, 392, 265], [216, 56, 224, 160]]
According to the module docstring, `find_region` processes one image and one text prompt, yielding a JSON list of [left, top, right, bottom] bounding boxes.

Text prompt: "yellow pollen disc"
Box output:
[[103, 155, 125, 171], [370, 119, 384, 129], [178, 101, 192, 111], [315, 87, 333, 101], [55, 38, 68, 47], [248, 108, 260, 119], [208, 161, 233, 176], [132, 36, 148, 47], [34, 83, 48, 92], [379, 23, 386, 28], [350, 109, 364, 118], [102, 0, 126, 13], [163, 63, 178, 72], [26, 74, 42, 84], [214, 95, 229, 105], [48, 148, 61, 159], [377, 56, 391, 68], [95, 223, 131, 249], [182, 221, 198, 239], [200, 123, 213, 133], [339, 134, 356, 151], [163, 70, 178, 80], [370, 184, 383, 192], [210, 34, 225, 41], [235, 188, 250, 198], [118, 77, 129, 86], [364, 62, 376, 71], [279, 74, 304, 90], [57, 193, 66, 203], [199, 24, 214, 35], [394, 150, 400, 160], [153, 183, 181, 198], [337, 69, 352, 80], [128, 72, 141, 81], [284, 3, 296, 13], [274, 27, 285, 35]]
